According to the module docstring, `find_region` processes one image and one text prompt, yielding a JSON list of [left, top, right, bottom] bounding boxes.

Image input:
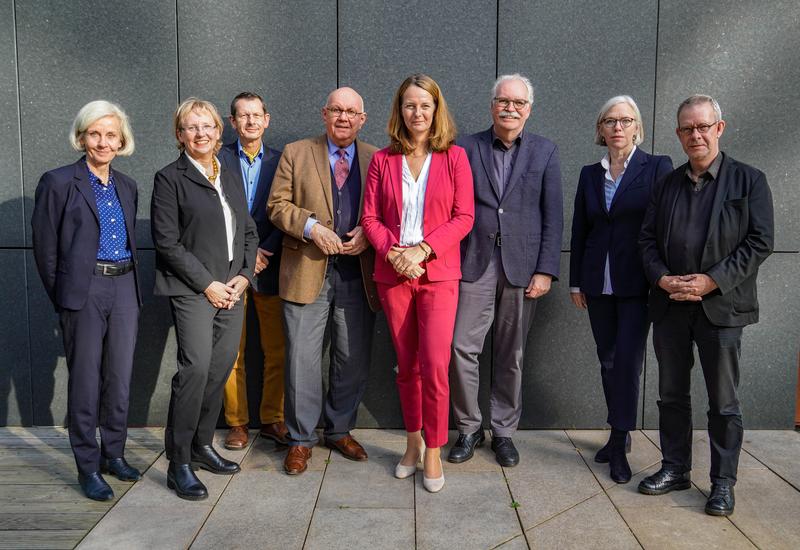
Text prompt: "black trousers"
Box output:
[[60, 271, 139, 475], [653, 303, 743, 486], [166, 294, 243, 464], [586, 295, 649, 432]]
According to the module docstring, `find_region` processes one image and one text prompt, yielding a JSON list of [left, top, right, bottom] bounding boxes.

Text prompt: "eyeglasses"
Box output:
[[181, 124, 217, 135], [325, 107, 363, 119], [677, 121, 719, 136], [601, 117, 636, 129], [235, 113, 266, 121], [493, 98, 530, 110]]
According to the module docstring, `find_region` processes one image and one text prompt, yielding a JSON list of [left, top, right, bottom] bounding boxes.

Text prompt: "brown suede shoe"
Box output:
[[325, 434, 368, 461], [260, 421, 289, 445], [224, 425, 249, 450], [284, 446, 312, 475]]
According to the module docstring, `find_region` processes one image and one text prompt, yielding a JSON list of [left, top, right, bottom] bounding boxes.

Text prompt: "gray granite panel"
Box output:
[[177, 0, 337, 149], [1, 251, 32, 426], [499, 0, 659, 247], [0, 1, 23, 247], [642, 253, 800, 429], [654, 0, 800, 251], [16, 0, 179, 248], [338, 0, 497, 148], [520, 254, 636, 428]]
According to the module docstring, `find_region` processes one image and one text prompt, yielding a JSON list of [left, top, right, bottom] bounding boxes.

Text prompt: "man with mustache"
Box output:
[[449, 74, 563, 467]]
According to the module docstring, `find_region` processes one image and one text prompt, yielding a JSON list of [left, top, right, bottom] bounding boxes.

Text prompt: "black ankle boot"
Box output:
[[167, 462, 208, 500], [609, 429, 632, 483]]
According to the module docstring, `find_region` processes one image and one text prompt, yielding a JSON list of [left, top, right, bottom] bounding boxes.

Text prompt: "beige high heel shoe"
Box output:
[[422, 454, 445, 493], [395, 441, 426, 479]]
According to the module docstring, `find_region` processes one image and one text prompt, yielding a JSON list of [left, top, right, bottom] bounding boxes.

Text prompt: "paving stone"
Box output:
[[416, 471, 523, 550], [723, 467, 800, 550], [606, 464, 708, 509], [617, 505, 756, 549], [239, 436, 329, 472], [493, 534, 530, 549], [505, 431, 604, 529], [0, 530, 84, 550], [0, 512, 102, 530], [442, 430, 503, 473], [526, 493, 639, 549], [305, 508, 415, 550], [641, 430, 765, 476], [191, 471, 322, 550], [317, 440, 413, 509], [351, 428, 409, 443], [567, 430, 662, 489], [742, 430, 800, 489]]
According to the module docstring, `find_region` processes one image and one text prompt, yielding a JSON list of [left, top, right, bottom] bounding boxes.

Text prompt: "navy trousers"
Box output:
[[59, 270, 139, 475], [585, 295, 649, 432]]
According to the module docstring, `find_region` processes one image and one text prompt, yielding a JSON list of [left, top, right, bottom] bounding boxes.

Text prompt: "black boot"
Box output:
[[167, 462, 208, 500], [595, 431, 631, 463], [609, 429, 632, 483]]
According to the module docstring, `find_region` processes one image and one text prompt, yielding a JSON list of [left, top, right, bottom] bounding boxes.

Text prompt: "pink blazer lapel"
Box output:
[[389, 152, 404, 224], [423, 151, 446, 229]]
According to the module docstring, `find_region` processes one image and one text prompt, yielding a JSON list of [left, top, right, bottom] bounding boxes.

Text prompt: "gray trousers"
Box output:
[[282, 268, 375, 446], [450, 249, 536, 437]]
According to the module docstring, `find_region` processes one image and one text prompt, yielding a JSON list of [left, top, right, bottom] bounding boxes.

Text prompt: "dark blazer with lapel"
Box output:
[[31, 157, 142, 311], [457, 128, 563, 287], [638, 152, 774, 327], [570, 148, 673, 297], [219, 141, 282, 295], [151, 152, 258, 296]]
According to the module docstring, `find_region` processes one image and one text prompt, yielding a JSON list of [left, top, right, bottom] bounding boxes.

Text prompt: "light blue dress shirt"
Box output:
[[237, 140, 263, 213]]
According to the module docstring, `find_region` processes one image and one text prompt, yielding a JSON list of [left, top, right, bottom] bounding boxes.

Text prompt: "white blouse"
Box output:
[[399, 153, 432, 246]]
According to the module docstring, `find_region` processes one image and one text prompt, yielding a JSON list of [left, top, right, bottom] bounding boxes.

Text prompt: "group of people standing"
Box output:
[[31, 72, 773, 518]]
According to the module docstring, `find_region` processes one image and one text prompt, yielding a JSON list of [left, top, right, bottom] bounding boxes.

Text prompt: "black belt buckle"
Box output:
[[95, 261, 132, 276]]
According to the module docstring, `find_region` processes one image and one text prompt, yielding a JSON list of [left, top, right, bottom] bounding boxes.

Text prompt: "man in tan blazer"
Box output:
[[268, 87, 379, 475]]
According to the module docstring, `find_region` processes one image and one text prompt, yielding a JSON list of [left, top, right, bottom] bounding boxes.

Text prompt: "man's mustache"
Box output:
[[499, 111, 521, 119]]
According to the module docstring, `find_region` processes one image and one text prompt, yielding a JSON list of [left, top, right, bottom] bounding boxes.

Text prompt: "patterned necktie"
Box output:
[[334, 149, 349, 190]]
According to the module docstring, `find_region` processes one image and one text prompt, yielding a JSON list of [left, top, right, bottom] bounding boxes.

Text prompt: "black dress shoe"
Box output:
[[191, 444, 241, 475], [100, 457, 142, 481], [638, 468, 691, 495], [78, 472, 114, 501], [491, 437, 519, 467], [594, 432, 631, 463], [167, 462, 208, 501], [447, 428, 485, 464], [705, 484, 735, 516], [608, 432, 632, 484]]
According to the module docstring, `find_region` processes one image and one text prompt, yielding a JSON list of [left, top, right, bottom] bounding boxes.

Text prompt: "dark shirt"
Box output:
[[491, 129, 522, 197], [667, 154, 721, 274], [87, 164, 131, 262], [328, 151, 361, 279]]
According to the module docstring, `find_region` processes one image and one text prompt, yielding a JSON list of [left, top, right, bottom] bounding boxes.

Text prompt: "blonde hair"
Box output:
[[594, 95, 644, 146], [387, 74, 456, 154], [173, 97, 224, 153], [70, 100, 135, 156]]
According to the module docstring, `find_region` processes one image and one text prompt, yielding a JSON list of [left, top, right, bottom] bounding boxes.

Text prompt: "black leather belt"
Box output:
[[94, 260, 134, 276]]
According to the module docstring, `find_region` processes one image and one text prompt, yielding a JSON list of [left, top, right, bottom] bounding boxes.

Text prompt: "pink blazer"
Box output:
[[362, 145, 474, 285]]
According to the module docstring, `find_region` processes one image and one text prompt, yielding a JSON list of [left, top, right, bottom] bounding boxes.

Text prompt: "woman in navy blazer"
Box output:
[[32, 100, 142, 501], [569, 96, 672, 483]]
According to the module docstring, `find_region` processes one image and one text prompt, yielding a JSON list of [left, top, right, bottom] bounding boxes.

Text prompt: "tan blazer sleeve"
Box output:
[[267, 142, 316, 242]]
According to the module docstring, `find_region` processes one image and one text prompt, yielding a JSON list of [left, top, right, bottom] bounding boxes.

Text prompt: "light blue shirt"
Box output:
[[304, 139, 357, 239], [237, 140, 263, 213]]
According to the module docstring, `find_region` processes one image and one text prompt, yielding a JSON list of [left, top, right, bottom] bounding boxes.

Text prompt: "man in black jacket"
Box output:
[[637, 94, 774, 516]]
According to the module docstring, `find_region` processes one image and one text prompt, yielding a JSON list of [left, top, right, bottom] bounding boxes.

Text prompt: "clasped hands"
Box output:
[[387, 244, 429, 280], [310, 223, 369, 256], [204, 275, 250, 309], [658, 273, 718, 301]]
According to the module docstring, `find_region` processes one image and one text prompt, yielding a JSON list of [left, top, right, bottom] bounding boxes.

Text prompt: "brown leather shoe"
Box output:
[[325, 434, 368, 461], [284, 445, 312, 475], [260, 421, 289, 445], [224, 425, 249, 450]]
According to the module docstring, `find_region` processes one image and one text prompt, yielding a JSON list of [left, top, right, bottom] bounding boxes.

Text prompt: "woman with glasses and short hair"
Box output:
[[151, 98, 258, 500], [569, 95, 673, 483]]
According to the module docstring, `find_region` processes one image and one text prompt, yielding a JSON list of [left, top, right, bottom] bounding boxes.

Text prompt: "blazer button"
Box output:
[[327, 220, 332, 225], [489, 233, 495, 239], [498, 208, 504, 214]]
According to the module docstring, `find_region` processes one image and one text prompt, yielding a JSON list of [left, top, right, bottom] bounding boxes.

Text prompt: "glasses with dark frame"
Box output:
[[325, 107, 363, 119], [601, 117, 636, 129], [493, 97, 530, 110], [677, 121, 719, 136]]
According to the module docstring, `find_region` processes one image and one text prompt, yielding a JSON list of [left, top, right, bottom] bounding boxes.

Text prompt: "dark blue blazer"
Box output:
[[31, 157, 142, 311], [570, 147, 672, 297], [219, 141, 282, 295], [457, 128, 563, 286]]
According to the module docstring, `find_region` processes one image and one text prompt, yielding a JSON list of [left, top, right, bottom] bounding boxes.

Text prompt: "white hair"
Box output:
[[70, 100, 135, 156], [491, 74, 534, 106], [594, 95, 644, 146], [677, 94, 722, 123]]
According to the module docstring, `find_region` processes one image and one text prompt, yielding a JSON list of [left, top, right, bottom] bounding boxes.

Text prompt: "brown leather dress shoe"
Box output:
[[325, 434, 368, 461], [224, 425, 249, 450], [284, 446, 312, 475], [260, 421, 289, 445]]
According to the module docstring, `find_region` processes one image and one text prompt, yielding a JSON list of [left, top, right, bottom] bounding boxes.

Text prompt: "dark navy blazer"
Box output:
[[219, 141, 282, 295], [457, 128, 563, 286], [31, 157, 142, 311], [570, 147, 672, 298]]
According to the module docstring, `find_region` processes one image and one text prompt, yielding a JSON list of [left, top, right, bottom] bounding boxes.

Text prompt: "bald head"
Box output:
[[321, 86, 367, 147]]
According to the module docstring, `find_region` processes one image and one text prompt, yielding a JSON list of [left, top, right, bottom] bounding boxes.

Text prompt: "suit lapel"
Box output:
[[311, 135, 334, 218], [609, 148, 647, 212], [501, 132, 532, 201], [251, 146, 277, 216], [703, 153, 729, 255], [73, 159, 100, 223], [477, 130, 502, 200], [422, 151, 445, 230], [593, 163, 609, 216], [219, 162, 238, 236], [113, 174, 136, 242], [178, 153, 216, 189], [389, 152, 403, 223], [355, 140, 371, 219]]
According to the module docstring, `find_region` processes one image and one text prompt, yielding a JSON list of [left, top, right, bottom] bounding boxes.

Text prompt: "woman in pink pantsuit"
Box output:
[[362, 74, 474, 492]]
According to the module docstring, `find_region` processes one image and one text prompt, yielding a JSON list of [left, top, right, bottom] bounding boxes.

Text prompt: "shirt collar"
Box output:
[[85, 159, 115, 186], [185, 153, 221, 184], [327, 137, 356, 160], [686, 152, 722, 182], [237, 140, 263, 160], [491, 128, 523, 151], [600, 145, 637, 171]]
